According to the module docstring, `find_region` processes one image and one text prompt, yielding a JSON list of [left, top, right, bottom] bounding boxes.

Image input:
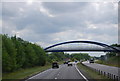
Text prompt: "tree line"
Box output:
[[101, 44, 120, 58], [2, 34, 46, 72], [1, 34, 90, 73], [70, 53, 90, 61]]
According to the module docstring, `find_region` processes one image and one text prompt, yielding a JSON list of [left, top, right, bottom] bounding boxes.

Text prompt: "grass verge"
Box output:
[[95, 56, 120, 68], [2, 64, 51, 81], [2, 61, 64, 81], [77, 63, 113, 81]]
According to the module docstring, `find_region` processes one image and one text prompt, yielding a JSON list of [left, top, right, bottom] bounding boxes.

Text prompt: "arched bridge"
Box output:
[[44, 41, 120, 52]]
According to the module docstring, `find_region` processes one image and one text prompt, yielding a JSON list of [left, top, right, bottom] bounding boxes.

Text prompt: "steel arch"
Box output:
[[44, 41, 120, 52]]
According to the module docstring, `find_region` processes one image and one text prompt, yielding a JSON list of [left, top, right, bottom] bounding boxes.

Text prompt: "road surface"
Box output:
[[26, 63, 88, 81]]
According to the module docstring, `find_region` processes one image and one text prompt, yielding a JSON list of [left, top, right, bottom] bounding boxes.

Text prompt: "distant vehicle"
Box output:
[[64, 61, 70, 64], [75, 61, 77, 63], [68, 61, 71, 63], [64, 61, 68, 64], [52, 62, 59, 68], [89, 59, 94, 63], [68, 62, 73, 66]]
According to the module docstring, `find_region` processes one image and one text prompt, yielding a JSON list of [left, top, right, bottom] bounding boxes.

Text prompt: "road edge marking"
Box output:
[[25, 68, 51, 81], [55, 77, 57, 79], [75, 65, 89, 81]]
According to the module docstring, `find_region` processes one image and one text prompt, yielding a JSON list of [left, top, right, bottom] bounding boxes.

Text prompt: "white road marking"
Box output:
[[55, 77, 57, 79], [26, 69, 51, 80], [75, 65, 89, 81]]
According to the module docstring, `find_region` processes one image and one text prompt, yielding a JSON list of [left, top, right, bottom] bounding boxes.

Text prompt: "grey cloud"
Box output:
[[2, 2, 118, 48], [43, 2, 89, 14], [2, 2, 27, 17], [43, 2, 117, 24]]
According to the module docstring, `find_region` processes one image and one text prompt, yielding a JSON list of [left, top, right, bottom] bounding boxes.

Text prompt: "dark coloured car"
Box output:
[[52, 62, 59, 68], [89, 59, 94, 63], [68, 62, 73, 66], [64, 61, 68, 64], [75, 61, 77, 63]]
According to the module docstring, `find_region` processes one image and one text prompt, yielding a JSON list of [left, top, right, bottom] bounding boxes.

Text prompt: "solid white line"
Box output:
[[55, 77, 57, 79], [75, 65, 89, 81], [26, 64, 63, 80], [25, 68, 51, 80]]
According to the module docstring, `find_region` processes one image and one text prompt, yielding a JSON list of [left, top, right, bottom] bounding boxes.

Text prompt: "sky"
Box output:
[[1, 0, 119, 56]]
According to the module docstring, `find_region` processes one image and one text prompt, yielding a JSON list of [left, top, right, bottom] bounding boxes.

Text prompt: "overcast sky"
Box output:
[[1, 1, 118, 56]]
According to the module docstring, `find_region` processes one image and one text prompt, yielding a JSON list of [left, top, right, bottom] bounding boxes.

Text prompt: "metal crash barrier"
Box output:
[[81, 63, 120, 80]]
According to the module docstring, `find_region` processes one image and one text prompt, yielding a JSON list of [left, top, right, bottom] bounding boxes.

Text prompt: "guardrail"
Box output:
[[81, 62, 120, 80]]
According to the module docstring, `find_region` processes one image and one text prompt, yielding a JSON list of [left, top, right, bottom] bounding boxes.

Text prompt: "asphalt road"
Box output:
[[26, 63, 88, 81]]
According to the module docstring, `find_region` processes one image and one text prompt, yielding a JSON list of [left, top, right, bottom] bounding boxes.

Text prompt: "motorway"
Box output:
[[26, 63, 88, 81]]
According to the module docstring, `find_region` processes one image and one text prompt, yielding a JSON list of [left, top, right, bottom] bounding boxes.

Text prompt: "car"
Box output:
[[89, 59, 94, 63], [52, 62, 59, 68], [75, 61, 77, 63], [64, 61, 69, 64], [68, 62, 73, 66], [64, 61, 67, 64], [68, 61, 71, 63]]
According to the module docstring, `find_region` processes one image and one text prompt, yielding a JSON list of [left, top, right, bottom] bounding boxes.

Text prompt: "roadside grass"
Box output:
[[95, 60, 119, 67], [95, 56, 120, 68], [77, 63, 113, 81], [2, 64, 51, 81], [2, 61, 64, 81]]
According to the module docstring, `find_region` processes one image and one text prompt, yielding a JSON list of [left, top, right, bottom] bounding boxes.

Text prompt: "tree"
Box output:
[[106, 44, 120, 57], [70, 53, 90, 61], [32, 44, 46, 66], [2, 35, 17, 72], [2, 34, 48, 72], [11, 36, 26, 69]]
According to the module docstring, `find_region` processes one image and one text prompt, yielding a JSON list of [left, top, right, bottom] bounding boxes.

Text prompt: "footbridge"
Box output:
[[44, 41, 120, 52]]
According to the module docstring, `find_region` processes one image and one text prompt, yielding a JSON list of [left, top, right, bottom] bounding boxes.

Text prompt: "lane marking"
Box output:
[[55, 77, 57, 79], [26, 69, 51, 80], [75, 65, 89, 81], [26, 64, 63, 80]]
